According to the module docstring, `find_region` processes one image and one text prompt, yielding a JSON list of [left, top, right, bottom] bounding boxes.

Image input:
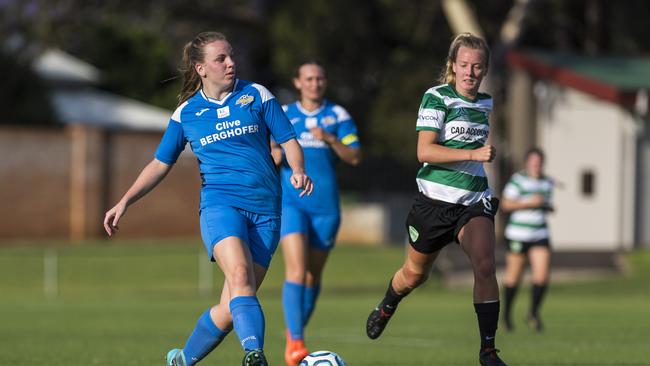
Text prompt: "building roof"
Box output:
[[32, 48, 171, 131], [32, 49, 101, 85], [51, 89, 171, 131], [508, 49, 650, 110]]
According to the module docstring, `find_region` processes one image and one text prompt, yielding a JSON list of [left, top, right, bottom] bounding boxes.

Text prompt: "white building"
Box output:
[[507, 50, 650, 251]]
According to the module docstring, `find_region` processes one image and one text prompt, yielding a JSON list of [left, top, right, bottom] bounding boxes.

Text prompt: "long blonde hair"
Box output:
[[177, 31, 228, 105], [439, 32, 490, 85]]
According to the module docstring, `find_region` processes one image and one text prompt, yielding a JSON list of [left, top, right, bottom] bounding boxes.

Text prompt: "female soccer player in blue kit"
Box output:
[[103, 31, 313, 366], [271, 61, 361, 366]]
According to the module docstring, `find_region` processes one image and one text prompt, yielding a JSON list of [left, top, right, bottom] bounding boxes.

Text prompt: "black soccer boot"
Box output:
[[479, 348, 508, 366], [527, 314, 544, 332], [366, 304, 396, 339], [242, 349, 268, 366]]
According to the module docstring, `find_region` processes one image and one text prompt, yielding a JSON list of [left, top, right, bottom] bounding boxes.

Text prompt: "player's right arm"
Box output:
[[104, 108, 186, 237], [103, 159, 172, 236], [500, 193, 546, 213], [281, 138, 313, 197], [500, 176, 546, 213], [416, 130, 495, 164], [415, 90, 494, 164]]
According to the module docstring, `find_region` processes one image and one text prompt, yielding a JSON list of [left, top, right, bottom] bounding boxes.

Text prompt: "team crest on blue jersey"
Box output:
[[236, 94, 254, 107], [320, 116, 336, 126]]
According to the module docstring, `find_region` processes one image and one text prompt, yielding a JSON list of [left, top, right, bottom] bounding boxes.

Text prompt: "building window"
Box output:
[[581, 170, 595, 197]]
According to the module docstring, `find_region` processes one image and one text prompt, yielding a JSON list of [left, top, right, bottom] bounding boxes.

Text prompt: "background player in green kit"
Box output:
[[365, 33, 508, 366], [501, 148, 554, 332]]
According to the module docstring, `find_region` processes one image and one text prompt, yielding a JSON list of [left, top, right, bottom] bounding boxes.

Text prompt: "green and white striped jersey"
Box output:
[[415, 84, 493, 205], [503, 171, 554, 242]]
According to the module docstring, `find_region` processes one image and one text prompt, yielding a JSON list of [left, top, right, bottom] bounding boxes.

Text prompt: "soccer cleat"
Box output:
[[366, 305, 395, 339], [527, 314, 544, 332], [242, 349, 268, 366], [479, 348, 508, 366], [284, 331, 309, 366], [166, 348, 187, 366]]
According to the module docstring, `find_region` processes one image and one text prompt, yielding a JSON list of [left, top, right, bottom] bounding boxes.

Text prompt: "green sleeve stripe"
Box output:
[[421, 93, 447, 110], [416, 126, 440, 132]]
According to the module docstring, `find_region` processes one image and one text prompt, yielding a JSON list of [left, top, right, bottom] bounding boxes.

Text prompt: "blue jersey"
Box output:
[[155, 79, 296, 215], [280, 100, 360, 214]]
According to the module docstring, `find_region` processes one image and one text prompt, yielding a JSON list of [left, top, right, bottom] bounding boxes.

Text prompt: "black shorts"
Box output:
[[405, 192, 499, 254], [505, 238, 550, 254]]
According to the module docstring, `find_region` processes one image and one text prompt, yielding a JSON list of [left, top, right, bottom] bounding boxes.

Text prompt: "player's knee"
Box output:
[[532, 276, 549, 285], [286, 272, 306, 284], [401, 266, 429, 290], [305, 271, 321, 287], [229, 264, 254, 290], [473, 256, 496, 280]]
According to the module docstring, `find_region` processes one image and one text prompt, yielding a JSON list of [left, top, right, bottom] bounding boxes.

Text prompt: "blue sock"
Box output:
[[230, 296, 265, 351], [283, 281, 305, 340], [183, 309, 228, 366], [303, 284, 321, 326]]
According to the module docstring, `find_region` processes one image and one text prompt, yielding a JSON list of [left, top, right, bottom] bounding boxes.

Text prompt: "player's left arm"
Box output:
[[311, 106, 361, 165], [310, 127, 361, 166], [259, 89, 313, 196], [281, 138, 313, 197]]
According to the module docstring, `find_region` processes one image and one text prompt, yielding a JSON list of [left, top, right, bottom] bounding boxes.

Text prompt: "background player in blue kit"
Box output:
[[103, 31, 313, 366], [271, 61, 361, 366]]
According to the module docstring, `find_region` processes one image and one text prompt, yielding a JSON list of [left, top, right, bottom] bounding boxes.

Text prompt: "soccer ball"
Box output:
[[299, 350, 346, 366]]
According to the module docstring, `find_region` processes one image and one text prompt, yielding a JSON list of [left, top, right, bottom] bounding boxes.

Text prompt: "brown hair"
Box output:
[[438, 32, 490, 85], [525, 147, 545, 162], [294, 59, 326, 79], [177, 31, 228, 105]]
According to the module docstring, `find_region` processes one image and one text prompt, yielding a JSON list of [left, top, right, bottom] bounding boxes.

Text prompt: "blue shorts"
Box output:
[[199, 206, 280, 268], [280, 204, 341, 251]]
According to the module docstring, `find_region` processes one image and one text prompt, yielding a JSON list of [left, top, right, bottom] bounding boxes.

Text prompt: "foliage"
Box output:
[[70, 21, 179, 109], [268, 0, 451, 162], [0, 49, 58, 125], [1, 0, 649, 183]]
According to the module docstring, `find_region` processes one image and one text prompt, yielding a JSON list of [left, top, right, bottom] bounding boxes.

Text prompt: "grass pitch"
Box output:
[[0, 241, 649, 365]]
